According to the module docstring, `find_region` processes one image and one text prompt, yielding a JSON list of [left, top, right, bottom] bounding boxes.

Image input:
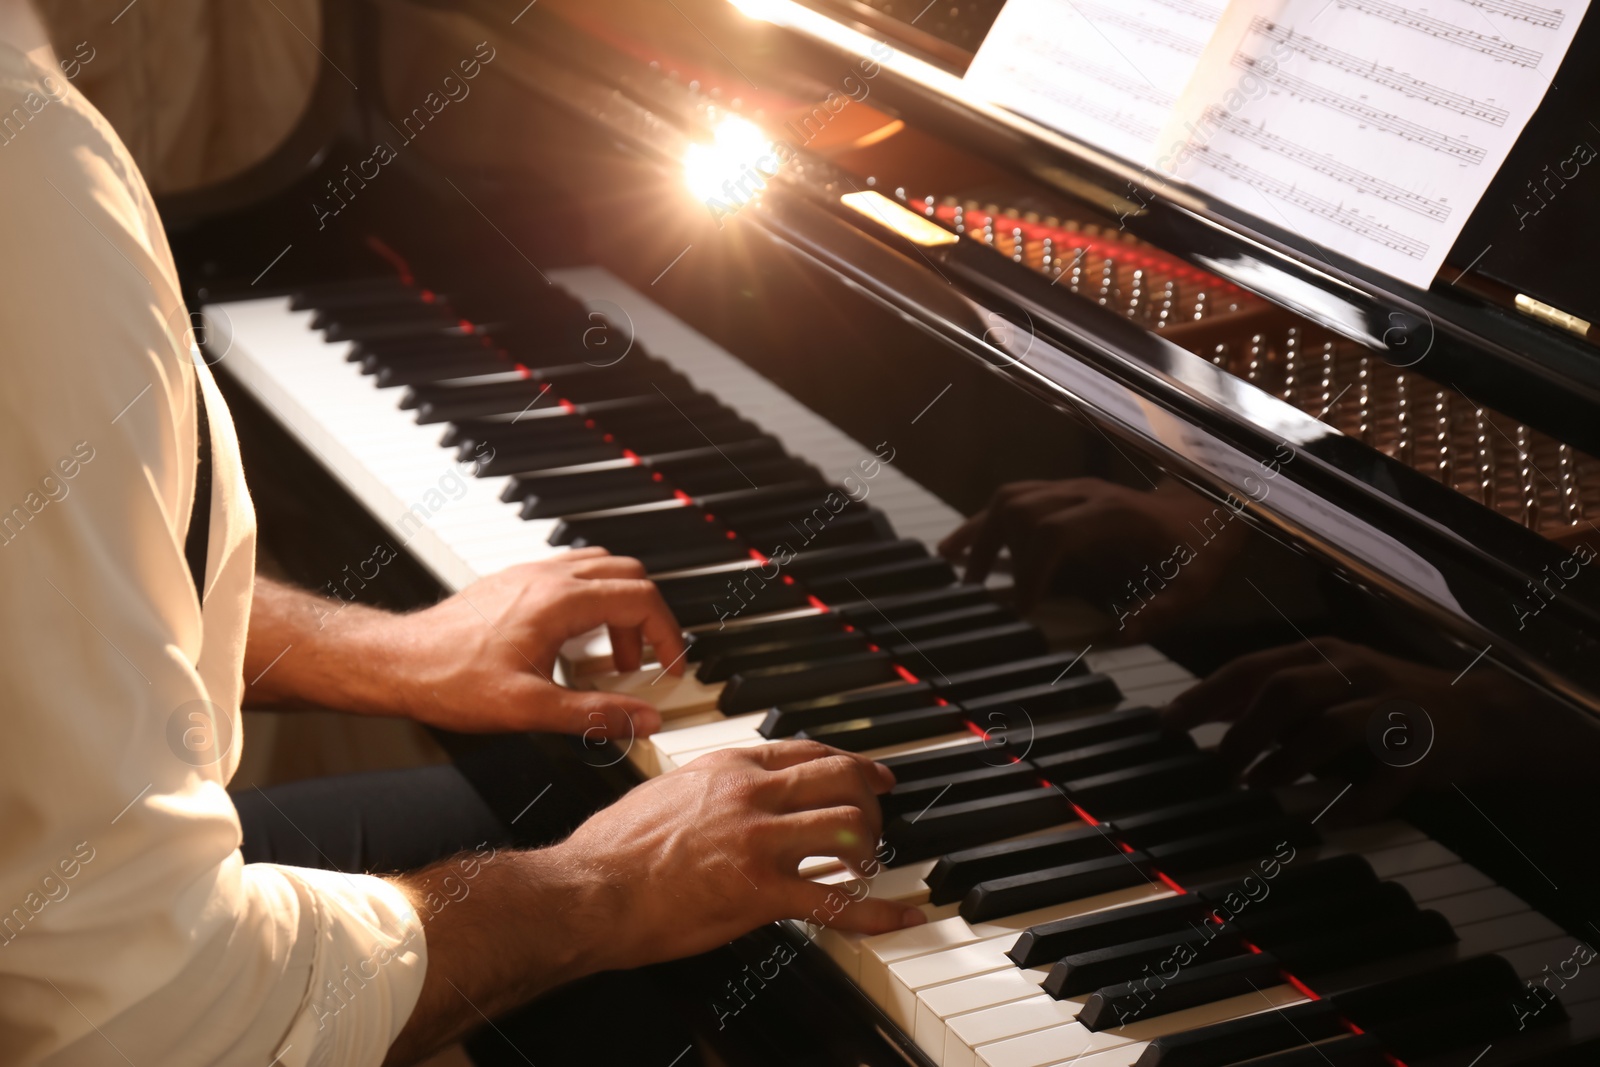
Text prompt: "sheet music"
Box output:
[[1169, 0, 1589, 285], [963, 0, 1228, 166], [964, 0, 1589, 287]]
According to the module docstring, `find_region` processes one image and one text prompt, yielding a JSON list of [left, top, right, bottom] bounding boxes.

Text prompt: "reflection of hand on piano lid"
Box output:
[[1163, 638, 1594, 825], [359, 546, 686, 737], [938, 477, 1247, 631]]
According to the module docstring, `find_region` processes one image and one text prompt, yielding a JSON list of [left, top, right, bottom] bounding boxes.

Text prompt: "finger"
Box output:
[[776, 806, 880, 871], [1162, 642, 1331, 730], [1325, 771, 1419, 828], [593, 579, 688, 677], [1216, 663, 1350, 774], [1244, 701, 1372, 788], [963, 483, 1061, 584], [607, 622, 644, 673], [747, 740, 895, 791], [937, 512, 987, 561], [780, 753, 888, 822], [787, 880, 926, 935], [569, 554, 650, 581], [546, 687, 662, 740]]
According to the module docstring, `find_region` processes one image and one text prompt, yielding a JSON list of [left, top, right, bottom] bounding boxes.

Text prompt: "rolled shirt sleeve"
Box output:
[[0, 43, 425, 1067]]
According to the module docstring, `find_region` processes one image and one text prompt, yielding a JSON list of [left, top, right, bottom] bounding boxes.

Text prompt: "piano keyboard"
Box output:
[[205, 264, 1598, 1067]]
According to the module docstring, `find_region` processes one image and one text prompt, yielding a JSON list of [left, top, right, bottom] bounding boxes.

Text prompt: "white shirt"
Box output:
[[0, 43, 425, 1066]]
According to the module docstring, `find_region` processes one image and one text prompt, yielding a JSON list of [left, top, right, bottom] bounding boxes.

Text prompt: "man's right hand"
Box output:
[[552, 740, 927, 973], [386, 741, 924, 1063]]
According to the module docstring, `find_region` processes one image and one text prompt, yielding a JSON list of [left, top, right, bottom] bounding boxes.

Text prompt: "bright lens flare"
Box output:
[[682, 116, 775, 204]]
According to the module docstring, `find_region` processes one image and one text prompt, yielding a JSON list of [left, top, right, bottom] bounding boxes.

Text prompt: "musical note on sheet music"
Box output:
[[964, 0, 1588, 286]]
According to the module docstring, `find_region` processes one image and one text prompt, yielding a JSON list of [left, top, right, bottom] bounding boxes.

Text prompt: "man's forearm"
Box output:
[[382, 843, 609, 1066], [243, 576, 408, 713]]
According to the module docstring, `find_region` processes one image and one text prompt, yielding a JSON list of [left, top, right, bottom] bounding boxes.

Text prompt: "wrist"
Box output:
[[520, 841, 619, 979]]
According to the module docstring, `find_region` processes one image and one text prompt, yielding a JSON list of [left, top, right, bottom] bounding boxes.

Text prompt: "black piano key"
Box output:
[[1331, 954, 1523, 1022], [717, 650, 901, 714], [1192, 854, 1378, 909], [932, 651, 1095, 701], [1113, 791, 1283, 850], [884, 786, 1076, 864], [666, 582, 809, 629], [1081, 910, 1458, 1029], [742, 508, 896, 553], [783, 539, 930, 582], [860, 602, 1014, 643], [892, 621, 1048, 676], [1234, 881, 1416, 945], [961, 675, 1125, 735], [1060, 753, 1230, 816], [353, 332, 490, 365], [521, 479, 674, 519], [689, 614, 845, 663], [876, 737, 1008, 781], [371, 350, 513, 385], [1044, 923, 1236, 997], [697, 483, 840, 520], [882, 762, 1049, 820], [549, 500, 713, 547], [1080, 954, 1287, 1030], [414, 370, 697, 421], [1273, 909, 1457, 973], [804, 557, 958, 602], [1139, 1001, 1344, 1067], [929, 823, 1120, 907], [988, 705, 1162, 760], [292, 277, 417, 309], [632, 541, 748, 574], [1013, 855, 1380, 970], [1008, 886, 1209, 967], [1033, 732, 1196, 781], [1210, 1033, 1390, 1067], [1376, 992, 1567, 1060], [965, 852, 1156, 925], [696, 632, 870, 682], [759, 682, 936, 738], [320, 308, 461, 342], [1147, 817, 1320, 876], [449, 393, 726, 448], [832, 584, 993, 623], [796, 705, 971, 752]]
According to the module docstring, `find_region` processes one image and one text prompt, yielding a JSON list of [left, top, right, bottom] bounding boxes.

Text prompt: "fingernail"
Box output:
[[901, 907, 927, 928], [873, 761, 896, 787], [635, 708, 662, 735]]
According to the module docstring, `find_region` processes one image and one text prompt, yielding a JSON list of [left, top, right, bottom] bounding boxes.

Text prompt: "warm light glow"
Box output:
[[683, 116, 777, 207], [727, 0, 780, 20]]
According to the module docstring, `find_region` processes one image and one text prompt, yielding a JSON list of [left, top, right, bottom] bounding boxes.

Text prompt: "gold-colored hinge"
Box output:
[[841, 191, 958, 247], [1515, 294, 1592, 339]]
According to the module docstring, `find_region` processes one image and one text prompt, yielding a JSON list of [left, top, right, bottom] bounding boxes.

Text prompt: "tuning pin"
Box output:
[[1318, 341, 1336, 418], [1098, 259, 1117, 306], [1211, 342, 1229, 367], [1474, 409, 1493, 506], [1067, 248, 1085, 293], [1127, 268, 1145, 320], [1395, 373, 1411, 463], [1433, 390, 1451, 485], [1156, 280, 1178, 330], [1559, 443, 1579, 524], [1281, 328, 1299, 405], [1012, 226, 1025, 263], [1515, 425, 1537, 528], [923, 193, 936, 217], [1354, 356, 1371, 443], [1193, 290, 1208, 322], [1041, 236, 1054, 274], [1246, 334, 1265, 383]]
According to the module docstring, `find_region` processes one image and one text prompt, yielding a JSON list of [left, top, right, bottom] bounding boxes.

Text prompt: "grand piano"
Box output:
[[165, 0, 1600, 1063]]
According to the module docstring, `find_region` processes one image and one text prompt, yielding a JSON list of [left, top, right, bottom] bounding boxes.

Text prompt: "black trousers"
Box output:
[[234, 739, 702, 1067]]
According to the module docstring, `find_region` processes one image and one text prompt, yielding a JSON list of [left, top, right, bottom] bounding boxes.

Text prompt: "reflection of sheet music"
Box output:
[[963, 0, 1226, 165], [964, 0, 1587, 288], [1171, 0, 1586, 285]]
